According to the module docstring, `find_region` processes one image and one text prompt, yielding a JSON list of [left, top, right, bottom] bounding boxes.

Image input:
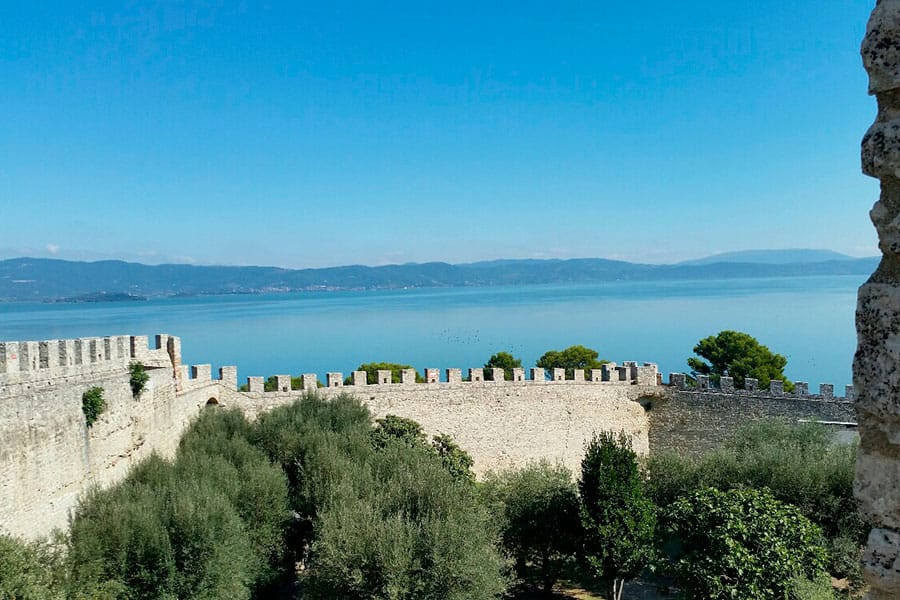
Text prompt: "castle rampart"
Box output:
[[0, 333, 856, 542]]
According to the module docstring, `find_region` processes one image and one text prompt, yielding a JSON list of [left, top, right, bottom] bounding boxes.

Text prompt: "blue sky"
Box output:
[[0, 1, 881, 267]]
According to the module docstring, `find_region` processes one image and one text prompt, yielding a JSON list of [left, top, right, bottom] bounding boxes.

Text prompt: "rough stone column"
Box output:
[[856, 4, 900, 597]]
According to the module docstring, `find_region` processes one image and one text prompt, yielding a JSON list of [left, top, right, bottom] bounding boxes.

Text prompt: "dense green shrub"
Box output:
[[305, 442, 507, 599], [579, 431, 656, 600], [252, 394, 504, 598], [667, 487, 828, 600], [482, 461, 581, 594], [0, 534, 65, 600], [128, 361, 149, 397], [67, 409, 291, 599], [645, 420, 865, 580], [81, 386, 105, 427]]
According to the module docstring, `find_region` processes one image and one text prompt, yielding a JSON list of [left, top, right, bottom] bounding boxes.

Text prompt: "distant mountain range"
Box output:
[[0, 250, 878, 303]]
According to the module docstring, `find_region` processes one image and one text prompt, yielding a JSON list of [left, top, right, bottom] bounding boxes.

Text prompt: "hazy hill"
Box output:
[[0, 253, 879, 302], [678, 249, 855, 265]]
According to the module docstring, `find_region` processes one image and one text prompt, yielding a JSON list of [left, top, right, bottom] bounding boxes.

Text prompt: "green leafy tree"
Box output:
[[579, 431, 656, 600], [666, 487, 828, 600], [348, 362, 424, 384], [484, 351, 523, 381], [483, 461, 582, 595], [536, 345, 607, 379], [687, 330, 793, 391]]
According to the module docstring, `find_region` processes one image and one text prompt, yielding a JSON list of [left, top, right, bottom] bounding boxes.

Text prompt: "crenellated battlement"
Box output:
[[0, 334, 187, 393], [666, 373, 853, 401], [243, 361, 663, 393]]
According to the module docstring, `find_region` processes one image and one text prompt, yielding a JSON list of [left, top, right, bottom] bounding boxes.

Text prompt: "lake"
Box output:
[[0, 275, 864, 388]]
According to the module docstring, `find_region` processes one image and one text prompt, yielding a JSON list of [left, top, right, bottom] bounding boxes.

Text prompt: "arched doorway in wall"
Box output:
[[206, 397, 219, 406]]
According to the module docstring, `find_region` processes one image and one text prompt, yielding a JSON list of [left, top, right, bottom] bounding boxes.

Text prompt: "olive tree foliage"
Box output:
[[371, 415, 475, 482], [483, 351, 522, 381], [0, 534, 66, 600], [579, 431, 656, 600], [536, 345, 606, 379], [687, 329, 792, 391], [481, 461, 582, 595], [305, 442, 507, 600], [66, 409, 291, 600], [666, 487, 828, 600], [252, 395, 501, 598]]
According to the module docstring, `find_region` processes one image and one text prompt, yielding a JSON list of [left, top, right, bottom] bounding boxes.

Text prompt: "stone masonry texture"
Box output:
[[857, 2, 900, 596]]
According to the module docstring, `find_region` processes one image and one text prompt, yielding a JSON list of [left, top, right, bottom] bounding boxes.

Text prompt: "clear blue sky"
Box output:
[[0, 1, 881, 267]]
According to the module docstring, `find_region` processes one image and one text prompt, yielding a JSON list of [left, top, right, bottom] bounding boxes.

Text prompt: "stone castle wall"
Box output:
[[0, 334, 234, 539], [0, 333, 856, 540]]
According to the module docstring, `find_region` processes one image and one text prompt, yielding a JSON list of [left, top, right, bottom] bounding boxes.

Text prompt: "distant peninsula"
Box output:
[[0, 249, 878, 303]]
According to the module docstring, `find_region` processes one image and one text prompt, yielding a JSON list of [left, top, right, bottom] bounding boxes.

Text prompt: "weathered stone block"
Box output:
[[862, 0, 900, 94], [425, 368, 440, 383], [401, 368, 417, 384], [856, 451, 900, 529], [0, 342, 18, 375], [191, 364, 212, 382], [794, 381, 809, 396], [552, 368, 565, 382], [602, 362, 617, 381], [326, 372, 343, 388], [511, 368, 525, 382], [697, 375, 710, 390], [352, 370, 367, 386], [572, 369, 585, 382], [248, 376, 264, 393], [744, 377, 758, 392], [846, 384, 857, 401], [861, 528, 900, 595], [302, 373, 317, 390], [491, 367, 505, 382], [720, 376, 734, 392], [219, 366, 237, 390], [20, 342, 39, 371], [669, 373, 686, 389], [446, 368, 462, 383], [60, 340, 74, 367], [530, 367, 545, 382], [590, 368, 604, 382], [819, 383, 834, 399], [636, 364, 658, 386], [769, 380, 784, 396], [469, 368, 484, 382], [376, 369, 392, 385], [130, 335, 149, 360]]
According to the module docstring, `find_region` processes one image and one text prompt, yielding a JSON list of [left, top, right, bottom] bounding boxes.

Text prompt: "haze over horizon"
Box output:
[[1, 1, 880, 268]]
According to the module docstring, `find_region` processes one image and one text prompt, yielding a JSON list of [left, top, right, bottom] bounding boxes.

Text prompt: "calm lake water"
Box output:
[[0, 275, 864, 388]]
